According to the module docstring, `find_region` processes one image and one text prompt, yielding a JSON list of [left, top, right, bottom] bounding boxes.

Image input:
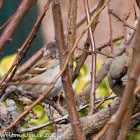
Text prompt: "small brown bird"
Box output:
[[19, 42, 62, 99]]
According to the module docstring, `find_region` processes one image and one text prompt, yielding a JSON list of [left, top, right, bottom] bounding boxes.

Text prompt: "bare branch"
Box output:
[[72, 0, 108, 83], [0, 0, 37, 53], [108, 4, 114, 51], [66, 0, 77, 76], [0, 0, 4, 13], [83, 0, 96, 115], [52, 1, 85, 139], [106, 16, 140, 139], [0, 14, 14, 32]]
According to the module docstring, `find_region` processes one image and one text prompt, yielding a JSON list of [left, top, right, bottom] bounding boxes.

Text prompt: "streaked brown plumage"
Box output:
[[19, 42, 62, 98]]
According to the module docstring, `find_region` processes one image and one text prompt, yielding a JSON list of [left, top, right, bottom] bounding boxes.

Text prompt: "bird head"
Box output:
[[108, 55, 131, 97]]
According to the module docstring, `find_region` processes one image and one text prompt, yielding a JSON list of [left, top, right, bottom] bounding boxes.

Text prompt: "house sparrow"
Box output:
[[108, 55, 131, 97], [19, 42, 62, 99]]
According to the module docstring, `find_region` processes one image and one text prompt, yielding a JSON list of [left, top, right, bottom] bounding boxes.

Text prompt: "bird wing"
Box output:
[[20, 53, 58, 81]]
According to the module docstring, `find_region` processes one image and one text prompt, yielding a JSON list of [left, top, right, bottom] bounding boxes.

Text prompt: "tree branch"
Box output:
[[0, 0, 37, 53]]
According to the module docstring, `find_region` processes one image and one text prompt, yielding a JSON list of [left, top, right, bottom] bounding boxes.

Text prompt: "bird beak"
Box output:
[[112, 79, 117, 88]]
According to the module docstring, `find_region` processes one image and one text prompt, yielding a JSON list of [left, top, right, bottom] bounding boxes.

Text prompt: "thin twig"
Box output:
[[132, 112, 140, 119], [0, 0, 37, 53], [43, 100, 66, 117], [72, 0, 106, 83], [0, 15, 14, 32], [109, 9, 136, 31], [77, 5, 96, 28], [52, 0, 85, 139], [93, 118, 111, 140], [0, 0, 4, 13], [108, 4, 114, 51], [94, 92, 113, 111], [77, 48, 114, 58], [0, 81, 52, 87], [134, 84, 140, 96], [97, 35, 124, 51], [83, 0, 96, 115], [123, 14, 129, 55]]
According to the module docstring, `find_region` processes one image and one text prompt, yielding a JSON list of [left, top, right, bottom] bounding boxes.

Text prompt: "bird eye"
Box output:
[[116, 80, 123, 86], [114, 72, 127, 86]]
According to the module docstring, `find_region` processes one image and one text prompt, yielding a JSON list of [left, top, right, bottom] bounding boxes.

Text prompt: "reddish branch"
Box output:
[[106, 18, 140, 139], [94, 92, 112, 110], [52, 0, 110, 138], [72, 0, 106, 83], [77, 48, 114, 58], [132, 112, 140, 119], [52, 1, 85, 139], [97, 35, 124, 51], [83, 0, 96, 115], [0, 81, 51, 87], [134, 85, 140, 96], [93, 120, 110, 140], [0, 0, 37, 53], [109, 9, 136, 31], [123, 14, 129, 55], [66, 0, 77, 77], [0, 15, 14, 32], [71, 1, 104, 83], [108, 4, 114, 51], [0, 0, 4, 13], [77, 0, 102, 29]]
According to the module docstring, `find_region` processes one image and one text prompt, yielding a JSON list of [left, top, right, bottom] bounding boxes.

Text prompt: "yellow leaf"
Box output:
[[0, 54, 16, 77]]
